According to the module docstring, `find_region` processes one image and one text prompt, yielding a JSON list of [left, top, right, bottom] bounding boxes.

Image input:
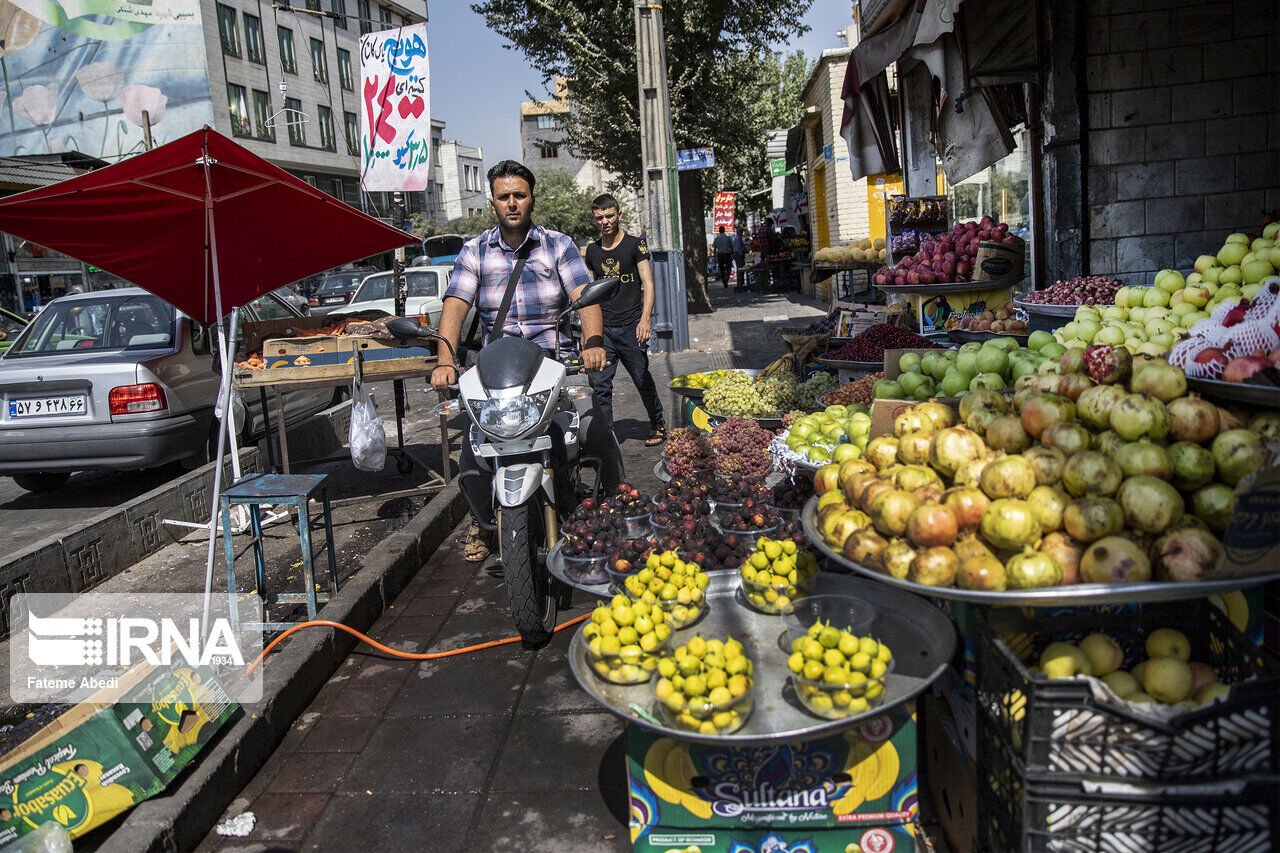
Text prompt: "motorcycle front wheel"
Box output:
[[497, 500, 556, 647]]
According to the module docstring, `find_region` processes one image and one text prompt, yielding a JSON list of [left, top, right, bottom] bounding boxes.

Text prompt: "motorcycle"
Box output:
[[429, 276, 620, 645]]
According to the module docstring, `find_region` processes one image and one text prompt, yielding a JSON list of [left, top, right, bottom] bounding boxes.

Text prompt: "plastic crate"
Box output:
[[975, 600, 1279, 781], [979, 714, 1280, 853]]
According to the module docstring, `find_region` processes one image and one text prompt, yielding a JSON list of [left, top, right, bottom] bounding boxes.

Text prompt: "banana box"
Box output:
[[0, 661, 237, 843], [632, 823, 918, 853], [627, 705, 917, 846]]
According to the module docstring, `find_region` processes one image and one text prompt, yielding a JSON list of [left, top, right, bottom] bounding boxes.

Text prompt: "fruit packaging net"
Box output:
[[1168, 288, 1280, 378]]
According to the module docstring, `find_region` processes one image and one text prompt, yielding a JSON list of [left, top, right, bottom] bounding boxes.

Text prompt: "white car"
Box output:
[[347, 266, 476, 333]]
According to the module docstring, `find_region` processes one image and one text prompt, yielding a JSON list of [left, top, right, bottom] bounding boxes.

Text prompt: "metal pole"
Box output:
[[634, 1, 688, 353], [392, 191, 408, 459]]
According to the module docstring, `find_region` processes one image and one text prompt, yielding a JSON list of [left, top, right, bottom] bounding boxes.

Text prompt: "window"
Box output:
[[278, 26, 296, 74], [344, 111, 359, 155], [285, 97, 305, 145], [216, 4, 240, 57], [337, 48, 353, 91], [537, 114, 556, 130], [304, 0, 319, 10], [310, 38, 328, 83], [378, 6, 392, 27], [244, 14, 264, 64], [358, 0, 371, 34], [227, 84, 251, 137], [243, 294, 294, 321], [331, 179, 344, 201], [538, 142, 558, 159], [252, 89, 274, 141], [332, 0, 346, 28], [400, 14, 410, 27], [317, 105, 335, 151]]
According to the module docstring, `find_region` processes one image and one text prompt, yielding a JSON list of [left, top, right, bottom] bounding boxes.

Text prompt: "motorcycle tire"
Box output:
[[497, 500, 556, 647]]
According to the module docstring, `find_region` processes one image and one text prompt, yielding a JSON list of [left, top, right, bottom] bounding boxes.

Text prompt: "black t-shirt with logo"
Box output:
[[584, 234, 649, 327]]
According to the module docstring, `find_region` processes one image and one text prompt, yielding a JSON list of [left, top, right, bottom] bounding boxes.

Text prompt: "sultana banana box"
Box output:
[[627, 704, 917, 845], [0, 661, 237, 843]]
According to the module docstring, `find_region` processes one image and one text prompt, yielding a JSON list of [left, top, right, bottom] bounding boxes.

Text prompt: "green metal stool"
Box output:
[[221, 472, 338, 632]]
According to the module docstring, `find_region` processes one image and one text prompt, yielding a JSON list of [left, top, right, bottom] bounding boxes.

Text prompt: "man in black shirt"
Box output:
[[584, 194, 666, 446]]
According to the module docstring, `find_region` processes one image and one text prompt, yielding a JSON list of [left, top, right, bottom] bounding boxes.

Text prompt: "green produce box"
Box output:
[[631, 823, 917, 852], [0, 662, 237, 843], [627, 705, 917, 848]]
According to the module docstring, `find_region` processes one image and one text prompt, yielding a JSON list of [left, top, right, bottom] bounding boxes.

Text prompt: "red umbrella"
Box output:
[[0, 125, 414, 324]]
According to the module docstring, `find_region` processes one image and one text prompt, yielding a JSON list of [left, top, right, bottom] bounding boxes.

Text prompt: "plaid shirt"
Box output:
[[445, 224, 592, 349]]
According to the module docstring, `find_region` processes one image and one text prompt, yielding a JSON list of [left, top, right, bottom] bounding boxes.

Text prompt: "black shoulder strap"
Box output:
[[490, 241, 532, 342]]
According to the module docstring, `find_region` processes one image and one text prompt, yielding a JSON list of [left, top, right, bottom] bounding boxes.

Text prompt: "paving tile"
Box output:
[[320, 661, 412, 717], [241, 793, 331, 842], [378, 614, 447, 645], [301, 792, 479, 852], [397, 593, 462, 618], [519, 640, 601, 715], [428, 611, 538, 662], [453, 573, 512, 615], [339, 716, 508, 793], [467, 789, 630, 852], [488, 712, 623, 793], [265, 751, 357, 793], [385, 653, 529, 717], [297, 715, 381, 753]]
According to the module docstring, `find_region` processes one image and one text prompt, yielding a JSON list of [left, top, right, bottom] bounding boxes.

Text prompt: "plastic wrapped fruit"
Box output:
[[581, 595, 673, 684], [738, 536, 819, 614], [620, 550, 711, 629], [785, 614, 894, 720], [653, 635, 754, 735]]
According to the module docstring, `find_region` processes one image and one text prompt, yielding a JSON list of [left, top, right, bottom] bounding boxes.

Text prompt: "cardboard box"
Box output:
[[627, 705, 918, 847], [260, 335, 434, 369], [891, 285, 1013, 335], [0, 662, 237, 843], [869, 348, 961, 438]]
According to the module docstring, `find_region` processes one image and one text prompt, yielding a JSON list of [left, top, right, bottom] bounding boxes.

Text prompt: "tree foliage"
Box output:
[[530, 169, 600, 242]]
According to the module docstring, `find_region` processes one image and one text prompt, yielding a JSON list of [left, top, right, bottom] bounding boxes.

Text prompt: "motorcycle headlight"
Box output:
[[469, 390, 551, 439]]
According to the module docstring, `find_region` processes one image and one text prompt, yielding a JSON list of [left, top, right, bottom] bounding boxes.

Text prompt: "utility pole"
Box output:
[[634, 1, 688, 353]]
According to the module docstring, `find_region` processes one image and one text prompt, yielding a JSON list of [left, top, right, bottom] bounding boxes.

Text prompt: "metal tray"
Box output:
[[670, 383, 705, 399], [1013, 297, 1079, 318], [702, 409, 786, 430], [1185, 375, 1280, 409], [548, 539, 614, 599], [815, 356, 884, 370], [947, 329, 1030, 346], [802, 498, 1280, 606], [878, 276, 1026, 295], [567, 571, 956, 745], [654, 459, 671, 483]]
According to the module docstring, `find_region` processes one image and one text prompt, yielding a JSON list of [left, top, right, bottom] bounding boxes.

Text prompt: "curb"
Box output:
[[99, 485, 468, 853]]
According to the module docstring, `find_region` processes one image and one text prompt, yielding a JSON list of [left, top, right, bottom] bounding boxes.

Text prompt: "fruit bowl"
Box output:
[[791, 653, 895, 720], [582, 600, 673, 685], [652, 647, 755, 735], [562, 553, 610, 585], [740, 573, 816, 615], [781, 594, 876, 647], [620, 513, 653, 539]]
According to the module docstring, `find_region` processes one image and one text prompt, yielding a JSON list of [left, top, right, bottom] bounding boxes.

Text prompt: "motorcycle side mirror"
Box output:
[[567, 277, 620, 312]]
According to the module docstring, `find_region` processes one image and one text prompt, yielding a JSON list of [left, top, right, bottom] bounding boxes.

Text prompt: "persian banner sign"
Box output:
[[712, 192, 736, 232], [359, 23, 430, 192]]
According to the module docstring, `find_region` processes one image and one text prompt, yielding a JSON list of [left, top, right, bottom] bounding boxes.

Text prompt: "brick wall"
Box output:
[[1084, 1, 1279, 287]]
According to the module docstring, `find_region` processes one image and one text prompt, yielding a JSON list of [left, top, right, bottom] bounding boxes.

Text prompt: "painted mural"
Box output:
[[0, 0, 212, 160]]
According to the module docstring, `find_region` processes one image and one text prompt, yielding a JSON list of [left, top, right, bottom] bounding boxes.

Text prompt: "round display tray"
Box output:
[[702, 409, 786, 430], [567, 570, 956, 745], [768, 434, 823, 471], [878, 276, 1026, 296], [815, 356, 883, 371], [1185, 375, 1280, 410], [801, 497, 1280, 605], [548, 539, 615, 599], [1013, 297, 1079, 318], [947, 329, 1030, 346], [670, 384, 705, 399], [654, 459, 671, 483]]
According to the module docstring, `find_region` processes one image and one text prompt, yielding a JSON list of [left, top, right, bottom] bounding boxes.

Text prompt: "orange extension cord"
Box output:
[[244, 613, 591, 676]]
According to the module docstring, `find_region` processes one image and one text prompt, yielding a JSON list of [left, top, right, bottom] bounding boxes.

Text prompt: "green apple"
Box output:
[[898, 352, 922, 373], [1181, 285, 1209, 307], [1202, 265, 1223, 285], [939, 369, 969, 397], [1242, 258, 1275, 283], [1074, 306, 1101, 323], [1028, 329, 1055, 351], [1075, 320, 1101, 342], [1040, 341, 1067, 359], [1241, 251, 1257, 266], [1144, 316, 1174, 335], [1251, 237, 1274, 252], [1095, 325, 1125, 346], [1079, 632, 1124, 676], [1143, 657, 1193, 704], [1143, 287, 1170, 308], [1170, 302, 1196, 317], [1169, 289, 1185, 306], [1137, 341, 1168, 357], [1270, 246, 1280, 270], [1265, 222, 1280, 240], [1154, 269, 1184, 293], [1241, 282, 1264, 300], [1219, 264, 1243, 285], [1102, 670, 1140, 698], [1146, 628, 1190, 661], [1149, 331, 1176, 348], [1127, 327, 1148, 342], [1225, 232, 1250, 245], [1101, 305, 1127, 321], [970, 372, 1006, 391], [1196, 682, 1231, 704], [825, 404, 848, 418], [1127, 305, 1147, 323], [1114, 286, 1132, 308], [1040, 642, 1092, 679], [1185, 271, 1204, 287], [833, 443, 861, 463], [1217, 242, 1248, 266], [1193, 254, 1220, 274], [1215, 284, 1242, 300]]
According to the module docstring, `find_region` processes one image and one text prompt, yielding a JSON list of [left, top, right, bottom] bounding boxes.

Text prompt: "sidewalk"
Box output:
[[193, 286, 829, 851]]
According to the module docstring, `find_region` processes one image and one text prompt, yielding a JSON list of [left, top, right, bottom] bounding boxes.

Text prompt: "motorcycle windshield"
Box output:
[[476, 336, 545, 392]]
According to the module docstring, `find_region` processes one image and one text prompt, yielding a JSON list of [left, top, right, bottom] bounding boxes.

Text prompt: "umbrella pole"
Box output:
[[201, 322, 236, 634]]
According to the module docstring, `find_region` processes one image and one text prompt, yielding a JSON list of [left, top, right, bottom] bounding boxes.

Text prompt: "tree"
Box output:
[[472, 0, 813, 313], [530, 169, 599, 242], [449, 209, 497, 235]]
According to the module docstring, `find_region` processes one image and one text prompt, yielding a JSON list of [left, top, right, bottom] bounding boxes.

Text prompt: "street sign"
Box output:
[[713, 192, 736, 231], [823, 144, 834, 161], [359, 23, 431, 191], [769, 158, 793, 178], [676, 147, 715, 171]]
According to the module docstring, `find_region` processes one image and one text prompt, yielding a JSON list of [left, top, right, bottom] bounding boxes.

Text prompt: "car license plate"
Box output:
[[324, 297, 347, 304], [8, 395, 87, 418]]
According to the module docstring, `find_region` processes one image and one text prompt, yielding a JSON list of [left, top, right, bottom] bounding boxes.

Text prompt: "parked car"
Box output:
[[417, 234, 471, 266], [272, 285, 310, 315], [0, 287, 335, 492], [309, 268, 376, 314], [346, 266, 477, 332], [0, 307, 28, 356]]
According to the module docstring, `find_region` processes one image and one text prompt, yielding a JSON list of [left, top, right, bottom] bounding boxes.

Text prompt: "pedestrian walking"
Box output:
[[732, 225, 748, 292], [712, 226, 734, 288], [584, 194, 666, 446]]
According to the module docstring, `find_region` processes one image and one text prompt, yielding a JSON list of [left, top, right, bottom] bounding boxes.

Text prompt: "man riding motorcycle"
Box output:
[[430, 160, 624, 565]]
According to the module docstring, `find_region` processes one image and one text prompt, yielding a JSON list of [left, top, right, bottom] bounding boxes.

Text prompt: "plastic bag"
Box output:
[[215, 382, 246, 432], [348, 378, 386, 471]]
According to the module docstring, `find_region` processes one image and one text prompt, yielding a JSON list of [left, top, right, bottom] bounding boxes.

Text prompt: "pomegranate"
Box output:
[[909, 546, 960, 586], [1154, 527, 1223, 582], [896, 430, 934, 465], [953, 457, 990, 487], [857, 478, 894, 511], [1038, 532, 1084, 584], [1026, 485, 1069, 532], [880, 538, 918, 579], [1193, 347, 1229, 372], [1094, 430, 1125, 458], [914, 401, 957, 430], [1082, 344, 1133, 385], [979, 455, 1039, 499], [1116, 475, 1184, 533], [895, 464, 942, 492], [959, 388, 1009, 422], [1063, 497, 1125, 542], [1211, 429, 1265, 486], [943, 487, 991, 532], [929, 426, 988, 478], [843, 528, 889, 570], [1059, 348, 1086, 375], [1033, 374, 1065, 395], [913, 483, 946, 504], [1056, 373, 1094, 401], [1167, 395, 1220, 444], [1129, 361, 1187, 402], [1020, 393, 1077, 438], [871, 490, 919, 537], [1191, 483, 1236, 534], [1077, 384, 1128, 431], [1041, 421, 1092, 456], [965, 406, 1001, 436], [979, 498, 1042, 550], [1248, 412, 1280, 442], [1167, 441, 1216, 490], [1110, 393, 1170, 441], [841, 471, 878, 504], [1005, 548, 1063, 589], [1023, 446, 1067, 486], [1062, 450, 1123, 497], [894, 409, 934, 437], [986, 415, 1032, 453], [1223, 354, 1272, 382], [1115, 440, 1173, 480], [866, 436, 900, 471], [1080, 536, 1151, 583], [1216, 406, 1244, 433], [958, 554, 1007, 591]]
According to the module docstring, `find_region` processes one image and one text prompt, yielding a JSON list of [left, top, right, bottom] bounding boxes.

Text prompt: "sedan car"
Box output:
[[347, 266, 477, 331], [0, 288, 335, 492], [0, 307, 27, 356], [310, 268, 376, 314]]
